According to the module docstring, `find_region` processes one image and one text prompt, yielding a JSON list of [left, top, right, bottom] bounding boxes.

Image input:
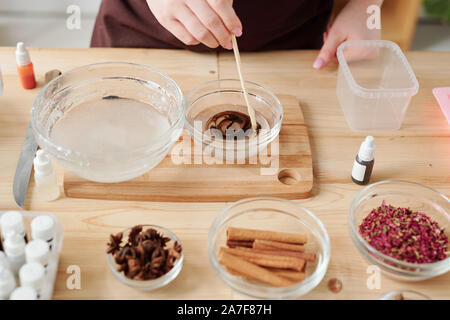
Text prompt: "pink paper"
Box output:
[[433, 87, 450, 125]]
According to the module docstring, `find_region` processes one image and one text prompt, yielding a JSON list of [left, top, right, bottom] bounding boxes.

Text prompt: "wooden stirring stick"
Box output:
[[231, 35, 257, 131]]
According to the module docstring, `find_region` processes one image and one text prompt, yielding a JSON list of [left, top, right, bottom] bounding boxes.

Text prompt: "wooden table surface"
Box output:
[[0, 47, 449, 299]]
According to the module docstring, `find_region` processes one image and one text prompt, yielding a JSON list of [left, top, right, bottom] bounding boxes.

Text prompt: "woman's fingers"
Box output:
[[186, 0, 232, 49], [313, 30, 343, 69], [163, 19, 201, 46], [147, 0, 241, 48], [175, 4, 220, 48], [207, 0, 242, 36]]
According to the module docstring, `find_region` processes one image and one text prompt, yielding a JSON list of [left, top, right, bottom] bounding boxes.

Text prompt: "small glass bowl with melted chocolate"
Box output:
[[184, 80, 283, 162], [206, 111, 261, 140]]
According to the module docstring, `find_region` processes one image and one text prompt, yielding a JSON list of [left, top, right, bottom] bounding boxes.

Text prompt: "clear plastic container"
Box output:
[[336, 40, 419, 131]]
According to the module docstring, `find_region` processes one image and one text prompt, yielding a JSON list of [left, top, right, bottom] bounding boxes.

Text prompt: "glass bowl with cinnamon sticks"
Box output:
[[208, 197, 330, 299], [106, 224, 183, 291]]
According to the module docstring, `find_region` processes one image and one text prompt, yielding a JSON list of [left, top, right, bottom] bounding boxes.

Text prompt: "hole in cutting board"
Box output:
[[277, 169, 301, 185]]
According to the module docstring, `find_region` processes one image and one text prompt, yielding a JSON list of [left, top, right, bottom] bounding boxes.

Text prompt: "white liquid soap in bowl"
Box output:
[[30, 62, 184, 183]]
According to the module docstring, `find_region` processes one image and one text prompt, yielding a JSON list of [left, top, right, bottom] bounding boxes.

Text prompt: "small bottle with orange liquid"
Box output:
[[16, 42, 36, 90]]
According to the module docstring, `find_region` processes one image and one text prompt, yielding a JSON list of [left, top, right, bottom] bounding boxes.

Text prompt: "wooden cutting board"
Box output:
[[63, 95, 313, 202]]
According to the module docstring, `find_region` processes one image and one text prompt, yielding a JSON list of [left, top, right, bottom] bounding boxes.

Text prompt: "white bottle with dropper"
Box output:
[[4, 232, 26, 274], [0, 252, 10, 271], [25, 239, 50, 267], [0, 211, 27, 242], [19, 262, 45, 298], [351, 136, 375, 185], [33, 150, 60, 201], [0, 267, 16, 300], [31, 215, 56, 250], [9, 286, 37, 300]]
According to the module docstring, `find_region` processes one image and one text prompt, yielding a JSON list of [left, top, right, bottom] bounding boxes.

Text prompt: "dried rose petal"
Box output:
[[359, 202, 448, 264]]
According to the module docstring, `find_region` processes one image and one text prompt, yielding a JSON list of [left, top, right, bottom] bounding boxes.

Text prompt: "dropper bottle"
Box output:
[[33, 150, 60, 201], [0, 267, 16, 300], [4, 232, 26, 274], [351, 136, 375, 185], [16, 42, 36, 89]]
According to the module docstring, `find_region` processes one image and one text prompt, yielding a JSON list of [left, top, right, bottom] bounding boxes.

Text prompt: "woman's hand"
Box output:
[[313, 0, 383, 69], [146, 0, 242, 49]]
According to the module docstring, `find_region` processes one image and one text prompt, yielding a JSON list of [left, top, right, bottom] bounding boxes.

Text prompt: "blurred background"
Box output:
[[0, 0, 449, 50]]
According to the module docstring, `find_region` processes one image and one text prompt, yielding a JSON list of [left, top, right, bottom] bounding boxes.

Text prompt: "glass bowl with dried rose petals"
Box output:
[[349, 180, 449, 281], [106, 225, 183, 290]]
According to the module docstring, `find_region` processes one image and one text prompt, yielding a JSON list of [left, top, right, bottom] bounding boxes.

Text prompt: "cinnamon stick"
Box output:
[[218, 250, 293, 287], [267, 268, 307, 282], [235, 246, 316, 262], [227, 227, 307, 244], [227, 266, 306, 284], [226, 239, 254, 248], [253, 239, 305, 252], [221, 247, 305, 272]]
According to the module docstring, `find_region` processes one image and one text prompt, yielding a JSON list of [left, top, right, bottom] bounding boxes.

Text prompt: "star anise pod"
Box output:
[[136, 241, 146, 265], [173, 241, 182, 253], [126, 258, 141, 279], [142, 239, 156, 252], [128, 225, 143, 245], [168, 246, 181, 260], [106, 232, 123, 254], [108, 225, 183, 281], [150, 256, 164, 275], [117, 262, 127, 273]]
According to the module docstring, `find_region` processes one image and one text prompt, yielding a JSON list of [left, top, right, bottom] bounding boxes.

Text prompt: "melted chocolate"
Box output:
[[206, 111, 260, 139]]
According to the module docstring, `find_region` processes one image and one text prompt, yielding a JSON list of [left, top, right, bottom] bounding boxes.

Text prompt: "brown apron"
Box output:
[[91, 0, 333, 51]]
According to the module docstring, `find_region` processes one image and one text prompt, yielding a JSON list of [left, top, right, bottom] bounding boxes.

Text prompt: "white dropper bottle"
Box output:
[[33, 150, 60, 201], [19, 262, 45, 298], [351, 136, 375, 185], [9, 286, 37, 300], [25, 239, 50, 268], [31, 215, 56, 250], [0, 211, 27, 242], [0, 267, 16, 300], [4, 232, 26, 274], [0, 252, 10, 271]]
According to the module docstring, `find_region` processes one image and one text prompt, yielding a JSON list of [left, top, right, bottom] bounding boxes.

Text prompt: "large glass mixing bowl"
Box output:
[[31, 62, 184, 183]]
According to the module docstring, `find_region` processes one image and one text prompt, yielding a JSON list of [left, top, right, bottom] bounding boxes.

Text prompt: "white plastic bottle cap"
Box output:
[[25, 239, 50, 266], [16, 42, 31, 66], [0, 251, 9, 270], [0, 266, 16, 299], [9, 286, 38, 300], [33, 150, 53, 176], [31, 215, 55, 241], [0, 211, 25, 237], [4, 232, 26, 257], [19, 262, 45, 290], [357, 136, 375, 162]]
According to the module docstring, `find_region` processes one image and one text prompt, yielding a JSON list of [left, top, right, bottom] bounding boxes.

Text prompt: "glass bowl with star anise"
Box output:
[[106, 224, 183, 290]]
